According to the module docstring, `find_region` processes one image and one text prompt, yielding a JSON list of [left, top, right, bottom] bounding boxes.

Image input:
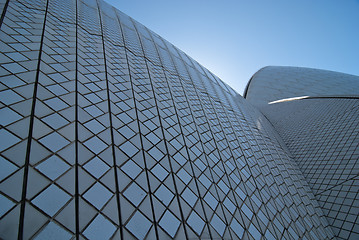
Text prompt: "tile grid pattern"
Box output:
[[0, 0, 334, 239], [245, 66, 359, 109], [263, 98, 359, 239]]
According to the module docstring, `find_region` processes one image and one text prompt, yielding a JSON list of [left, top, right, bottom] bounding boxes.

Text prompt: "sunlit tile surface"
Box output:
[[259, 96, 359, 240], [0, 0, 356, 239]]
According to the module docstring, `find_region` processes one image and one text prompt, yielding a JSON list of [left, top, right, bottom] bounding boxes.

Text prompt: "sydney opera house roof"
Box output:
[[244, 66, 359, 108], [245, 66, 359, 240], [0, 0, 358, 239]]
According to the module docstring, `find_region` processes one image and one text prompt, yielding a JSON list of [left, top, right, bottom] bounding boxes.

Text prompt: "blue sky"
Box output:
[[105, 0, 359, 95]]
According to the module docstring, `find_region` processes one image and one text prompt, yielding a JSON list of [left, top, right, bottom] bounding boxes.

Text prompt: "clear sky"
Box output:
[[104, 0, 359, 95]]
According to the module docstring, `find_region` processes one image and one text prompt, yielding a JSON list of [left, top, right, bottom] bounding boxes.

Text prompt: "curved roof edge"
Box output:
[[243, 66, 271, 98], [243, 66, 359, 106], [244, 66, 359, 98], [268, 95, 359, 105]]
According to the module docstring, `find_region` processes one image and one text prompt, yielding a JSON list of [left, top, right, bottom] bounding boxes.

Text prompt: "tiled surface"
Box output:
[[263, 98, 359, 239], [0, 0, 334, 239], [245, 66, 359, 108]]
